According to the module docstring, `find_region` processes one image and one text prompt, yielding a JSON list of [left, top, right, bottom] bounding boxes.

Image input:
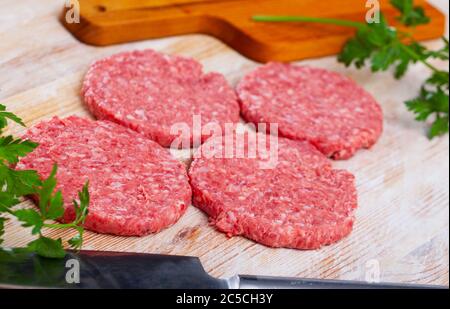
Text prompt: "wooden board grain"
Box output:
[[1, 0, 449, 286], [61, 0, 446, 62]]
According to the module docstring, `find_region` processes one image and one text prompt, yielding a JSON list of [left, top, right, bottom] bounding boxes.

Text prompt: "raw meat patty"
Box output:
[[188, 132, 358, 249], [82, 49, 240, 148], [236, 63, 383, 159], [17, 116, 192, 236]]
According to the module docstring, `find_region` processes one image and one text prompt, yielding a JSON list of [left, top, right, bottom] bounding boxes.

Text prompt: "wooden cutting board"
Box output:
[[62, 0, 446, 62], [1, 0, 449, 286]]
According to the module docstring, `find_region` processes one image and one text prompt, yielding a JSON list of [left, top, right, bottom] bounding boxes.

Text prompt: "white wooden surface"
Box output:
[[0, 0, 448, 285]]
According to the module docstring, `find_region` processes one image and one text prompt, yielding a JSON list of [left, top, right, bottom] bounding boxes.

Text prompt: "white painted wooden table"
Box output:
[[1, 0, 448, 285]]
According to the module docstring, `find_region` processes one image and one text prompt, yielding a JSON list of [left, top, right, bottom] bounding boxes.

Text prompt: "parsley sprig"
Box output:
[[391, 0, 430, 26], [0, 104, 89, 258], [253, 0, 449, 138]]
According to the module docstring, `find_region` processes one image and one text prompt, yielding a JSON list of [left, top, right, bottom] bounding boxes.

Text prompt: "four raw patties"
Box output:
[[25, 52, 368, 247], [188, 132, 358, 250], [82, 49, 240, 148], [17, 116, 192, 236], [237, 63, 383, 159]]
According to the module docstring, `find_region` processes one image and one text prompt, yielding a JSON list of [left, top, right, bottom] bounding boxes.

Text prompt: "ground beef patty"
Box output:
[[82, 49, 240, 148], [188, 132, 358, 249], [237, 63, 383, 160], [17, 116, 192, 236]]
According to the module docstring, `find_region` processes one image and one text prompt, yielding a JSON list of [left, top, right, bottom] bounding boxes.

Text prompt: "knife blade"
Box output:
[[0, 249, 445, 289]]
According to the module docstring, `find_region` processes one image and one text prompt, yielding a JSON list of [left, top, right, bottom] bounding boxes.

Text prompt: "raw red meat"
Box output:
[[188, 132, 358, 250], [82, 49, 240, 148], [17, 116, 192, 236], [236, 63, 383, 159]]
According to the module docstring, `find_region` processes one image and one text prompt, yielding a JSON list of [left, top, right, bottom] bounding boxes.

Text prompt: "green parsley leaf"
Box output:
[[0, 165, 41, 196], [338, 15, 420, 79], [429, 116, 449, 138], [36, 164, 58, 217], [406, 87, 448, 118], [14, 208, 43, 235], [0, 192, 20, 211], [371, 43, 401, 72], [338, 15, 437, 80], [0, 104, 25, 131], [366, 16, 398, 47], [405, 91, 435, 121], [46, 191, 64, 220], [426, 71, 449, 89], [0, 136, 38, 164], [406, 86, 449, 138], [73, 181, 89, 225], [338, 36, 373, 68], [391, 0, 430, 26], [27, 236, 66, 259], [68, 230, 83, 250], [393, 42, 427, 78], [68, 181, 89, 251]]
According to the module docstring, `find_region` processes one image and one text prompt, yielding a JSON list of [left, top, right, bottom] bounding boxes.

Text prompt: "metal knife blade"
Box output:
[[0, 249, 445, 289]]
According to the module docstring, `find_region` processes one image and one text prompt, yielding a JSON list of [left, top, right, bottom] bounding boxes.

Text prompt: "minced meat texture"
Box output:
[[82, 49, 240, 148], [237, 63, 383, 159], [17, 116, 192, 236], [189, 132, 358, 249]]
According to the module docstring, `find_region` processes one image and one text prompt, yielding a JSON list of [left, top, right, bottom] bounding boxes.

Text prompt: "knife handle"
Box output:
[[233, 275, 445, 289]]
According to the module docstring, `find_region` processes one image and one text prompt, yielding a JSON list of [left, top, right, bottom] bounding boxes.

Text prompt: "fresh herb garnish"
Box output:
[[0, 104, 90, 258], [253, 0, 449, 139], [391, 0, 431, 26]]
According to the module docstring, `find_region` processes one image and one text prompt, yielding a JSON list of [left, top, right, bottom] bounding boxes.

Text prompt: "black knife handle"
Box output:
[[234, 275, 447, 289]]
